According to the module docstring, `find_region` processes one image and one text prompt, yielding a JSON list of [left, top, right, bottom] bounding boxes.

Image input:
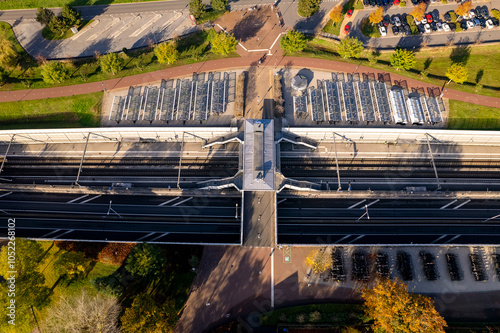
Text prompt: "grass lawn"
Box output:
[[41, 20, 93, 40], [448, 100, 500, 130], [323, 18, 345, 36], [288, 37, 500, 98], [0, 0, 163, 10], [0, 27, 239, 92], [0, 92, 102, 129]]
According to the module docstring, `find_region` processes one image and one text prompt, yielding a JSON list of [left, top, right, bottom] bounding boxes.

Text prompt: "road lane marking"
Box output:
[[347, 200, 366, 209], [440, 200, 458, 209], [67, 194, 89, 203], [158, 197, 180, 206], [335, 234, 352, 243], [431, 234, 448, 244], [453, 200, 471, 210], [362, 199, 380, 209], [348, 235, 365, 244], [277, 199, 287, 205], [172, 197, 193, 206], [40, 229, 61, 238], [151, 232, 169, 241], [136, 232, 155, 241], [80, 195, 102, 204], [53, 230, 74, 239], [445, 235, 461, 243], [0, 191, 12, 198]]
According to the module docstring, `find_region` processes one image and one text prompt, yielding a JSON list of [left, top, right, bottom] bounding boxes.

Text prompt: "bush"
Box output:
[[400, 0, 406, 6], [456, 24, 463, 32], [41, 61, 70, 84], [298, 0, 321, 17], [234, 72, 245, 117], [91, 275, 124, 297], [491, 9, 500, 19], [280, 30, 307, 53], [449, 12, 457, 22], [441, 0, 447, 3]]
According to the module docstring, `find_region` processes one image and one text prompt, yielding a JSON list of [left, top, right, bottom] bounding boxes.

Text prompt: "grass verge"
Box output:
[[0, 92, 103, 129], [41, 20, 93, 40], [323, 18, 344, 36], [0, 0, 165, 10], [197, 9, 226, 25], [448, 100, 500, 130]]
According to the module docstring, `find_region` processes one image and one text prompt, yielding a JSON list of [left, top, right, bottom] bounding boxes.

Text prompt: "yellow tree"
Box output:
[[455, 1, 472, 16], [305, 248, 332, 274], [446, 63, 468, 84], [362, 278, 447, 333], [369, 7, 384, 25], [0, 31, 17, 70], [329, 5, 343, 25], [410, 2, 426, 21]]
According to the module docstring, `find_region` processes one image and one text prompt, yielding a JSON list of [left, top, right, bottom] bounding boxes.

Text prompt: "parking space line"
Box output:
[[347, 200, 366, 209], [172, 197, 193, 206], [53, 230, 74, 239], [87, 17, 120, 41], [431, 234, 448, 244], [453, 200, 471, 210], [277, 199, 287, 205], [110, 15, 141, 39], [440, 200, 457, 209], [445, 235, 461, 243], [67, 194, 89, 204], [158, 197, 180, 206], [80, 195, 102, 204], [0, 191, 12, 199], [362, 199, 380, 209], [348, 235, 365, 244], [41, 229, 61, 238], [130, 13, 162, 37], [335, 234, 352, 243], [136, 232, 155, 241], [151, 232, 169, 241]]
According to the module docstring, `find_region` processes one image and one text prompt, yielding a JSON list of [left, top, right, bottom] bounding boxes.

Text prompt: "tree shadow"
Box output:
[[423, 58, 432, 70], [232, 10, 266, 43], [293, 8, 327, 31], [475, 69, 484, 84], [449, 45, 471, 65]]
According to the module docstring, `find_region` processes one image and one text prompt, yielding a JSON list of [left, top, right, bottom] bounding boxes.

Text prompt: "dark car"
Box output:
[[492, 17, 500, 26], [344, 23, 351, 33], [418, 24, 425, 33], [431, 21, 437, 31], [431, 11, 439, 21], [473, 17, 481, 26], [389, 15, 396, 25], [392, 25, 399, 34], [479, 17, 486, 27], [370, 0, 376, 6], [347, 9, 353, 17], [481, 6, 489, 17], [376, 0, 383, 6], [426, 14, 433, 23], [411, 0, 419, 5], [363, 0, 370, 6], [382, 0, 389, 6], [423, 0, 430, 4], [460, 20, 468, 30], [403, 24, 411, 34], [449, 22, 456, 30], [444, 13, 451, 22], [383, 15, 390, 26], [402, 13, 407, 21]]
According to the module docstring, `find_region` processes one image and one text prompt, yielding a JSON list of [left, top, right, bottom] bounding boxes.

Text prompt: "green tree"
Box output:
[[55, 251, 90, 279], [125, 243, 166, 279], [298, 0, 321, 17], [41, 61, 70, 84], [120, 294, 177, 333], [280, 30, 307, 53], [154, 41, 179, 64], [305, 249, 332, 274], [0, 31, 17, 70], [390, 48, 416, 70], [362, 278, 447, 333], [211, 0, 227, 12], [36, 7, 54, 26], [99, 52, 124, 75], [210, 31, 238, 55], [446, 63, 468, 84], [329, 5, 343, 25], [189, 0, 205, 19], [369, 7, 384, 24], [61, 4, 81, 26], [0, 67, 7, 83], [47, 15, 67, 37], [337, 37, 364, 59]]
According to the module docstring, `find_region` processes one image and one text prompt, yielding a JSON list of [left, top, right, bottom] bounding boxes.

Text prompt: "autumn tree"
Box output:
[[154, 41, 179, 64], [390, 48, 416, 70], [337, 37, 364, 59], [329, 5, 343, 25], [305, 248, 332, 274], [125, 242, 166, 279], [410, 2, 426, 21], [298, 0, 321, 17], [210, 31, 238, 55], [41, 61, 70, 84], [362, 278, 447, 333], [369, 7, 384, 24], [455, 1, 472, 17], [99, 52, 124, 75], [280, 30, 307, 53], [55, 251, 90, 279], [211, 0, 228, 12], [36, 7, 54, 26], [120, 293, 177, 333], [446, 63, 468, 84], [189, 0, 205, 19], [0, 31, 17, 70], [42, 290, 121, 333]]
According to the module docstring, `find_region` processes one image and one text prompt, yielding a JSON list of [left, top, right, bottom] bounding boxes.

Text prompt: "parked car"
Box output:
[[383, 15, 390, 26], [443, 22, 450, 31], [363, 0, 370, 6], [344, 23, 351, 33], [404, 24, 411, 34], [469, 10, 476, 18], [449, 22, 456, 31], [424, 23, 431, 32], [421, 18, 427, 24], [479, 17, 486, 28], [393, 0, 400, 5], [480, 6, 489, 17], [382, 0, 389, 6], [426, 14, 433, 23], [463, 13, 470, 20], [389, 15, 396, 25], [376, 0, 383, 6], [379, 25, 387, 36], [431, 11, 439, 22], [444, 13, 451, 22], [491, 18, 500, 27], [431, 21, 437, 31], [460, 20, 468, 30], [394, 16, 402, 26], [370, 0, 376, 6], [467, 20, 474, 29], [473, 17, 480, 26], [347, 9, 353, 17], [418, 24, 425, 33], [411, 0, 419, 5], [392, 26, 399, 34], [437, 22, 443, 31]]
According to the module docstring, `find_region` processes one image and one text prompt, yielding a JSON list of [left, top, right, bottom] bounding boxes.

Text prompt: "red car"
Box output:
[[344, 23, 350, 33], [426, 14, 433, 23], [393, 0, 400, 4], [346, 9, 353, 18]]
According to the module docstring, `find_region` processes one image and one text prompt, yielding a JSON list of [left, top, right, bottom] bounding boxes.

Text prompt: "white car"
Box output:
[[437, 22, 443, 31], [486, 19, 494, 29], [415, 19, 421, 25], [467, 20, 474, 29], [443, 23, 450, 31], [422, 18, 427, 24], [394, 16, 401, 26], [379, 26, 387, 36], [462, 13, 470, 20], [468, 10, 475, 18], [424, 23, 431, 33]]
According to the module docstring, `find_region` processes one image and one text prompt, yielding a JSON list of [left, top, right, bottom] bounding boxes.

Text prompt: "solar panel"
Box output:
[[176, 78, 193, 120], [127, 86, 143, 123], [109, 96, 127, 123], [373, 82, 392, 122], [143, 86, 160, 122], [193, 80, 210, 121], [406, 96, 426, 124], [227, 72, 236, 103], [425, 96, 442, 123], [357, 81, 376, 122], [211, 80, 226, 115], [293, 95, 308, 116], [324, 80, 342, 122], [389, 88, 409, 124], [309, 87, 325, 122], [342, 82, 359, 122]]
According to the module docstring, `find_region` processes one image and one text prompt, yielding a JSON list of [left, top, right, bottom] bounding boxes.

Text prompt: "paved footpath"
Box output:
[[1, 55, 499, 108]]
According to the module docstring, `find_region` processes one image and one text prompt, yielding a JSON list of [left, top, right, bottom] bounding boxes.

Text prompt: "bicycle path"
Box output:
[[1, 55, 499, 108]]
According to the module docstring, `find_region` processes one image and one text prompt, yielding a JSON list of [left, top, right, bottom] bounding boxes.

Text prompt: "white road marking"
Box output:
[[136, 232, 155, 241], [40, 229, 61, 238], [348, 235, 365, 244], [151, 232, 169, 241], [453, 200, 471, 210], [440, 200, 458, 209], [0, 191, 12, 198], [80, 195, 102, 204], [53, 230, 74, 239], [362, 199, 380, 209], [129, 13, 162, 37], [335, 234, 352, 243], [431, 234, 448, 244], [277, 199, 287, 205], [347, 200, 366, 209], [86, 17, 120, 41], [67, 194, 89, 203], [158, 197, 180, 206], [110, 15, 141, 38], [445, 235, 461, 243], [172, 197, 193, 206]]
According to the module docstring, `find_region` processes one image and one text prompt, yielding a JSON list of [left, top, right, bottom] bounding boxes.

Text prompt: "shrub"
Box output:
[[91, 275, 124, 297], [400, 0, 406, 7], [491, 9, 500, 19]]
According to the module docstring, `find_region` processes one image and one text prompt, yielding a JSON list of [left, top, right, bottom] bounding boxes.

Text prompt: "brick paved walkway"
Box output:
[[1, 56, 499, 108]]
